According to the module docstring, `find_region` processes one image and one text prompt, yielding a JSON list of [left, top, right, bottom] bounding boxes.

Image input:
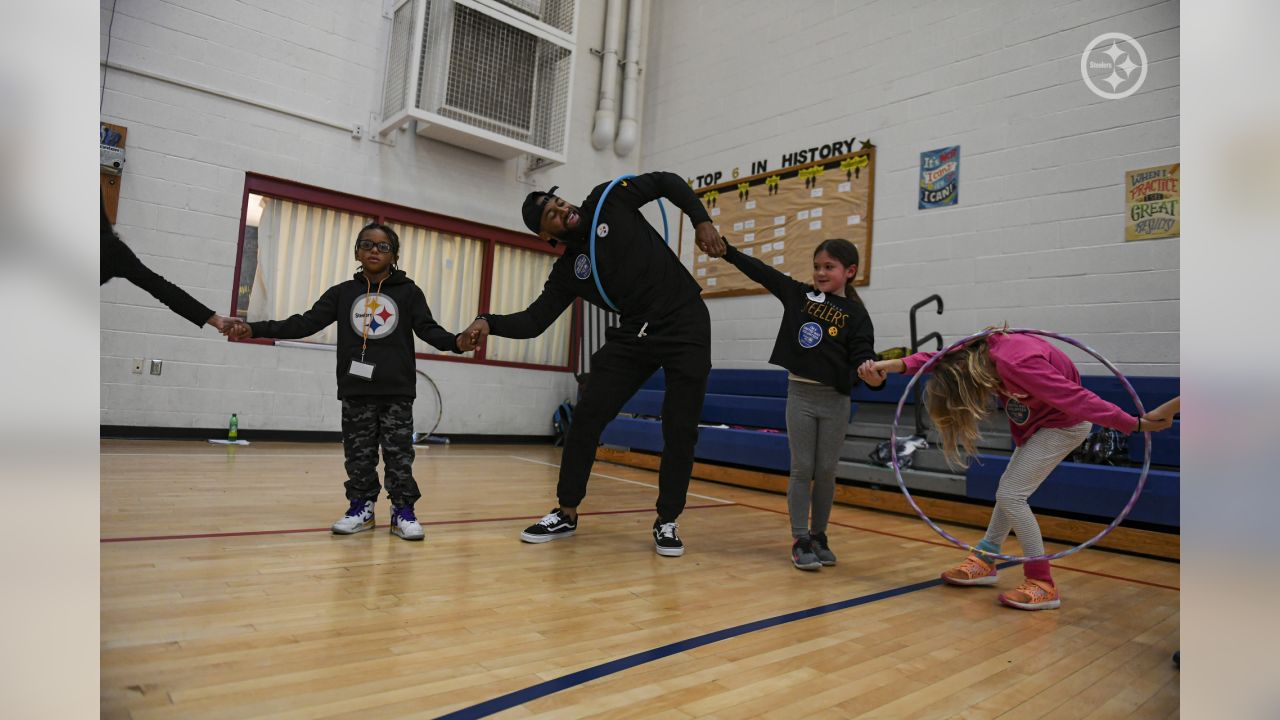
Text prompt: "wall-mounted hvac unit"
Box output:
[[380, 0, 576, 164]]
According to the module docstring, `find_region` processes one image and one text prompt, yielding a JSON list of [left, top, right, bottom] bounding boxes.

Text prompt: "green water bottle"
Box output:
[[228, 413, 239, 441]]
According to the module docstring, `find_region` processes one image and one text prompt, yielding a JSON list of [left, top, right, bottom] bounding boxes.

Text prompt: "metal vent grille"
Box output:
[[381, 0, 575, 162], [491, 0, 575, 34], [382, 0, 416, 119], [442, 5, 538, 135]]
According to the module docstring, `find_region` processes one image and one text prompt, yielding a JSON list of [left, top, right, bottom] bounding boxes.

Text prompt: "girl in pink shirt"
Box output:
[[858, 329, 1173, 610]]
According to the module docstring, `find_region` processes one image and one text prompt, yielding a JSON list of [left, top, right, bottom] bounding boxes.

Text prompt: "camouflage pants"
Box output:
[[341, 398, 420, 507]]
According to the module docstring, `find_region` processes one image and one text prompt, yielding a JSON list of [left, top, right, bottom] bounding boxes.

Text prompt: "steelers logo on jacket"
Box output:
[[351, 293, 399, 338]]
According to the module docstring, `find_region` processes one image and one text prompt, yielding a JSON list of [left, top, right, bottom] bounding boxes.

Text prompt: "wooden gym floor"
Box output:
[[101, 440, 1179, 719]]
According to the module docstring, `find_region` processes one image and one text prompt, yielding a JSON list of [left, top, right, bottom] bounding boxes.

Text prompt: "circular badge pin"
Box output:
[[798, 322, 823, 349], [574, 254, 591, 280], [1005, 397, 1030, 425], [596, 223, 609, 238]]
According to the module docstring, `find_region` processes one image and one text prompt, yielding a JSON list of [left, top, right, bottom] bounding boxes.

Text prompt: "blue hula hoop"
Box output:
[[589, 174, 670, 311]]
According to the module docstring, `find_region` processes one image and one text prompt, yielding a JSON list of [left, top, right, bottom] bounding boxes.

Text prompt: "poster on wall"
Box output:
[[1125, 163, 1179, 241], [919, 145, 959, 209], [682, 148, 876, 297]]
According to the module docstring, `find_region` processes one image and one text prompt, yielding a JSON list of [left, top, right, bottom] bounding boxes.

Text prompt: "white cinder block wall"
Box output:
[[99, 0, 647, 434], [639, 0, 1179, 376], [101, 0, 1179, 435]]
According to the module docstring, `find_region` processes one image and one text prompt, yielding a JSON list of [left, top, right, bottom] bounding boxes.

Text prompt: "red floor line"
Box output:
[[99, 502, 737, 543], [728, 501, 1180, 591]]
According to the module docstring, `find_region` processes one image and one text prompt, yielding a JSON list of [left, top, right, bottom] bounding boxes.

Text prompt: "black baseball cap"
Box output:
[[521, 185, 559, 234]]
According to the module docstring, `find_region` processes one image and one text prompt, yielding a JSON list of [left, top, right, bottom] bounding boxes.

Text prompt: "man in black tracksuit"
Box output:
[[465, 171, 725, 556]]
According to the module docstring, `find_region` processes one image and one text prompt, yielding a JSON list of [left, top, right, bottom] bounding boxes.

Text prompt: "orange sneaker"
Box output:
[[941, 554, 998, 586], [998, 579, 1060, 610]]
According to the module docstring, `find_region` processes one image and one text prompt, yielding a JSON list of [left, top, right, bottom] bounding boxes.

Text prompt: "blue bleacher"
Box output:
[[965, 455, 1180, 527], [602, 368, 1180, 527]]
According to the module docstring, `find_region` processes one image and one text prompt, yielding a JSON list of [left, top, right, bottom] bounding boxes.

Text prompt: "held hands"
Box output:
[[209, 314, 251, 339], [693, 222, 726, 258], [1136, 395, 1179, 433], [457, 318, 489, 353], [225, 321, 253, 340], [1137, 413, 1174, 433], [1144, 396, 1180, 423], [856, 359, 899, 387]]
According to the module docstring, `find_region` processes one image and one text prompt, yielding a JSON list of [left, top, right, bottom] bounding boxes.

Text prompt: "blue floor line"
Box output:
[[435, 563, 1016, 719]]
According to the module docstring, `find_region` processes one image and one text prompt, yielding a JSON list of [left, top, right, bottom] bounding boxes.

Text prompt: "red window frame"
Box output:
[[230, 173, 580, 373]]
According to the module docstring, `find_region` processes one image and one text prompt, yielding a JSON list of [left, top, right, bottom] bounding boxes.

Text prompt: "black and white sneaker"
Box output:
[[520, 508, 577, 543], [653, 519, 684, 557]]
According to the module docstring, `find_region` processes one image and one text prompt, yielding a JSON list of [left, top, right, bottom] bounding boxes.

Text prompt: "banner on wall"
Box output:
[[1125, 163, 1179, 241], [919, 146, 959, 209]]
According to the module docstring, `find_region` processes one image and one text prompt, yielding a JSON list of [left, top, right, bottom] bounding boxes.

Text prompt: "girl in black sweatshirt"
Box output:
[[719, 238, 878, 570]]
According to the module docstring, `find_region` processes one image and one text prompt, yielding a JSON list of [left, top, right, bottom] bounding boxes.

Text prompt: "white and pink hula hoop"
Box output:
[[890, 328, 1151, 562]]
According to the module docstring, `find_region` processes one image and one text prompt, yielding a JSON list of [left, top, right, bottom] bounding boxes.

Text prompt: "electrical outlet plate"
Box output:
[[150, 359, 163, 376], [351, 123, 364, 139], [132, 358, 144, 374]]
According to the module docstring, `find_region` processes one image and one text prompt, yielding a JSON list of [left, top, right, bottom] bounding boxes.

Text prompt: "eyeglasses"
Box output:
[[357, 239, 393, 252]]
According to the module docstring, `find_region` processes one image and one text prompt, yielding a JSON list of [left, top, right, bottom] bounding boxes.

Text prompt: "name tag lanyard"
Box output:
[[351, 275, 386, 379]]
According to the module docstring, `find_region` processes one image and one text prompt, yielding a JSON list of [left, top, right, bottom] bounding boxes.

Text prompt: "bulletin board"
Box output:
[[682, 147, 876, 298]]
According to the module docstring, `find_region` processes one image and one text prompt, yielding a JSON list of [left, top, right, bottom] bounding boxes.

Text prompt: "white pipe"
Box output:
[[614, 0, 644, 156], [591, 0, 625, 151]]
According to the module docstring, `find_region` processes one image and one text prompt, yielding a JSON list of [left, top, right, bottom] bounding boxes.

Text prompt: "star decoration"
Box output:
[[370, 319, 382, 331], [365, 298, 381, 312], [377, 308, 392, 322], [1103, 42, 1124, 62], [1103, 71, 1123, 90], [1118, 55, 1138, 77]]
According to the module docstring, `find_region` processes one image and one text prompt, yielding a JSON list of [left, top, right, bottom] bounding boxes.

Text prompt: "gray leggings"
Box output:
[[785, 379, 851, 538], [982, 421, 1092, 557]]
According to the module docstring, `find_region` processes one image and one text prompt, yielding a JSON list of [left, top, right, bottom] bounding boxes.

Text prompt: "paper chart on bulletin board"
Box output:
[[682, 148, 876, 298]]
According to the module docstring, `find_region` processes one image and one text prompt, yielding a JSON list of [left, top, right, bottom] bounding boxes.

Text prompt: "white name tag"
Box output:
[[348, 360, 376, 380]]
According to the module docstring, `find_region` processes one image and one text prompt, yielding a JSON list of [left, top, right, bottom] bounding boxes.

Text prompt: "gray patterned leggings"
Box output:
[[981, 421, 1092, 557]]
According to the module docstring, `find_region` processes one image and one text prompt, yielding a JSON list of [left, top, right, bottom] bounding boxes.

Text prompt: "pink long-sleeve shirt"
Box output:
[[902, 333, 1137, 446]]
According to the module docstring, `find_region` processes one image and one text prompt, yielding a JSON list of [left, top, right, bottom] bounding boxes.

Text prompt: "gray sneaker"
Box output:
[[811, 531, 837, 566], [791, 536, 822, 570]]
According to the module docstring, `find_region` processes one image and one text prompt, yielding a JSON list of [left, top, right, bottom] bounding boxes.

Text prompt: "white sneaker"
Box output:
[[390, 505, 425, 541], [332, 499, 374, 534]]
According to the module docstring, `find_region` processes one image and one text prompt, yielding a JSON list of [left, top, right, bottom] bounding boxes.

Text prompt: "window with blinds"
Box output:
[[236, 181, 570, 370], [484, 243, 570, 366]]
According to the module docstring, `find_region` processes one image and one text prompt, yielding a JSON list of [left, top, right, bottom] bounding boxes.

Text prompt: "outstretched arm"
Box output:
[[856, 358, 906, 388], [612, 171, 725, 257], [470, 273, 576, 341], [411, 287, 462, 353], [242, 286, 340, 340], [720, 242, 803, 299]]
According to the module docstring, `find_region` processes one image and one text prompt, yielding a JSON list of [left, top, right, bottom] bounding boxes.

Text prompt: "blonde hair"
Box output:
[[924, 337, 1002, 467]]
